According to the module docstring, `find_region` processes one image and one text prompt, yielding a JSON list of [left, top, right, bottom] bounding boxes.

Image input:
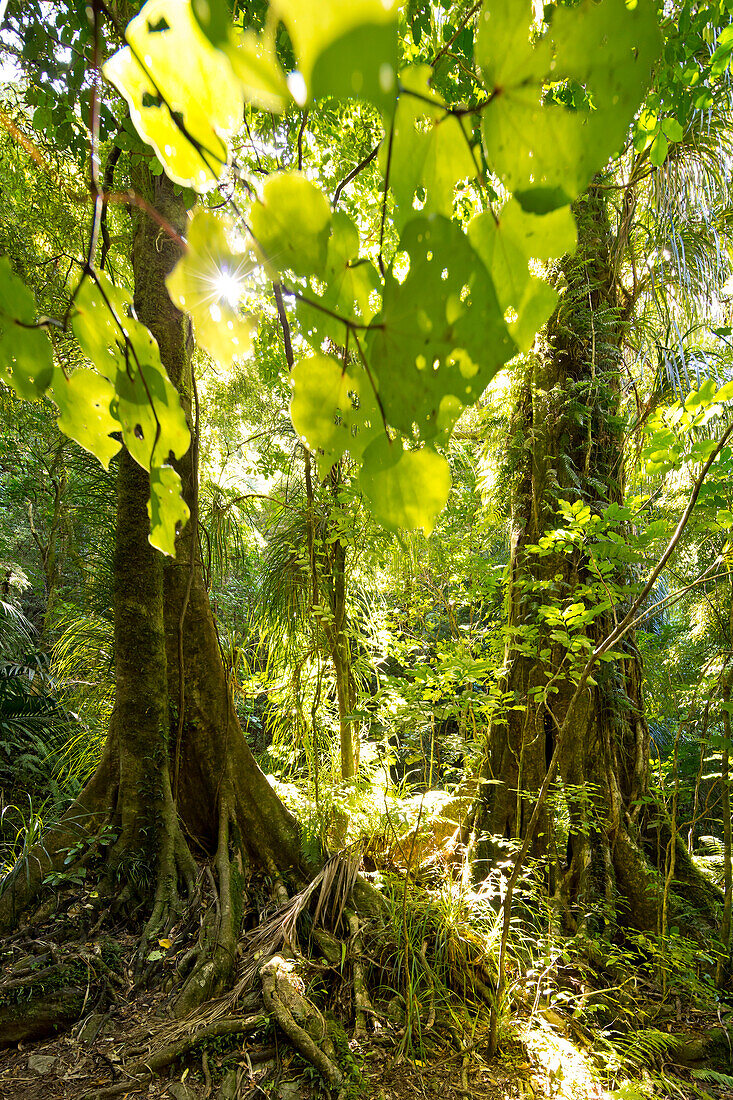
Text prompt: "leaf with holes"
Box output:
[[476, 0, 660, 211], [468, 201, 577, 351], [297, 212, 380, 348], [359, 435, 451, 535], [367, 215, 515, 442], [167, 208, 252, 364], [50, 369, 121, 469], [149, 464, 190, 556], [290, 354, 380, 479], [250, 173, 331, 279], [72, 273, 190, 468], [103, 0, 243, 190], [384, 66, 476, 227], [0, 257, 54, 400]]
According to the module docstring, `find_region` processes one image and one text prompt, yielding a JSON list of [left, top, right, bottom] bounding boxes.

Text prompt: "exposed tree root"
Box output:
[[79, 1013, 266, 1099], [260, 954, 344, 1093], [346, 909, 374, 1039], [174, 798, 243, 1016], [0, 984, 88, 1045]]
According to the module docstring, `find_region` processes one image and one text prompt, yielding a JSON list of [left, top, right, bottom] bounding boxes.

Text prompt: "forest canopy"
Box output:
[[2, 0, 733, 1098]]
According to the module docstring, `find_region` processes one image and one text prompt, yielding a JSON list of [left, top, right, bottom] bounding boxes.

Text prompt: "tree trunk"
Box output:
[[0, 174, 307, 939], [473, 183, 719, 935]]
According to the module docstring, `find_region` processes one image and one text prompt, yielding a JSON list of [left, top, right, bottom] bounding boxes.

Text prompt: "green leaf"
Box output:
[[661, 116, 684, 142], [359, 435, 451, 535], [290, 353, 380, 478], [476, 0, 660, 211], [250, 173, 331, 279], [226, 29, 289, 111], [272, 0, 398, 108], [367, 215, 515, 441], [103, 0, 243, 190], [50, 369, 121, 469], [166, 207, 252, 364], [148, 464, 190, 556], [0, 257, 54, 400], [384, 66, 477, 227], [297, 212, 380, 347], [72, 273, 190, 468], [649, 130, 668, 167], [190, 0, 230, 47], [468, 200, 577, 351]]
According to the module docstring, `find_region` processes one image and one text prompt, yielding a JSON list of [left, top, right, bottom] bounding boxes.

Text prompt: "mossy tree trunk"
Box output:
[[474, 183, 719, 935], [0, 175, 311, 950]]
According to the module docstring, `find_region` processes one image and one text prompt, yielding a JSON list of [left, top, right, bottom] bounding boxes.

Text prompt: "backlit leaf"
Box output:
[[72, 273, 190, 468], [50, 369, 121, 469], [384, 66, 476, 227], [250, 173, 331, 279], [367, 215, 515, 441], [149, 464, 190, 556], [227, 29, 289, 111], [0, 257, 54, 400], [359, 435, 451, 535], [476, 0, 660, 211], [290, 354, 380, 478], [272, 0, 398, 108], [468, 201, 577, 351], [297, 212, 380, 348], [103, 0, 243, 190], [166, 208, 252, 364]]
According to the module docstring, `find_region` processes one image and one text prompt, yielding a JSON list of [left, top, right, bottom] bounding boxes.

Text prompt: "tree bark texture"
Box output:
[[474, 183, 719, 934]]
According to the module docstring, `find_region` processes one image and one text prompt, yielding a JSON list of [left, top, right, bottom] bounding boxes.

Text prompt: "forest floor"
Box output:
[[1, 794, 732, 1099], [0, 936, 730, 1100]]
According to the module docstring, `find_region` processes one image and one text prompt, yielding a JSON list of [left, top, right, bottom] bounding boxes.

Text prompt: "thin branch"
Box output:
[[99, 142, 122, 273], [378, 114, 396, 278], [432, 0, 482, 66], [284, 285, 378, 331], [84, 0, 104, 272], [332, 144, 380, 209], [595, 422, 733, 663], [273, 283, 294, 369], [297, 109, 309, 171]]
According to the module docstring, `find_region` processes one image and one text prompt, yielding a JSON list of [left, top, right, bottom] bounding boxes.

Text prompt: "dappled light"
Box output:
[[1, 0, 733, 1098]]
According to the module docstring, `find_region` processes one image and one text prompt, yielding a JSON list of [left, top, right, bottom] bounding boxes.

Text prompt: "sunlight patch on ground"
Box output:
[[520, 1017, 607, 1098]]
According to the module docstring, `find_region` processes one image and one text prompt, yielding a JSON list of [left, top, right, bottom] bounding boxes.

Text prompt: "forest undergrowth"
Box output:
[[0, 736, 731, 1100]]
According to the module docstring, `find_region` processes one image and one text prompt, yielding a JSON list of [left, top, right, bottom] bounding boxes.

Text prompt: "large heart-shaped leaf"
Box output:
[[272, 0, 398, 109], [290, 354, 380, 479], [476, 0, 660, 211], [72, 273, 190, 468], [384, 66, 477, 228], [250, 173, 332, 279], [167, 208, 252, 364], [468, 201, 577, 351], [367, 215, 515, 441], [0, 257, 54, 400], [359, 435, 451, 536], [297, 212, 380, 349], [103, 0, 243, 190]]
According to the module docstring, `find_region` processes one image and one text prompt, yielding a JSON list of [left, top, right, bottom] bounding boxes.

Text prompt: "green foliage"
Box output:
[[476, 0, 660, 211], [0, 257, 54, 401], [103, 0, 245, 191], [91, 0, 662, 539], [250, 173, 332, 278]]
